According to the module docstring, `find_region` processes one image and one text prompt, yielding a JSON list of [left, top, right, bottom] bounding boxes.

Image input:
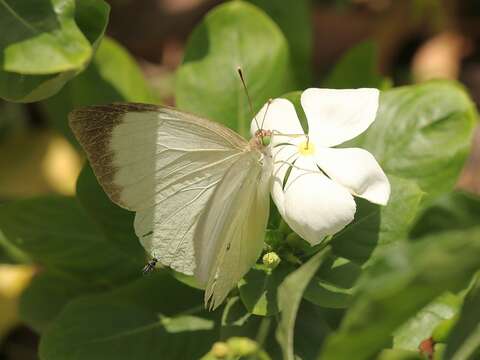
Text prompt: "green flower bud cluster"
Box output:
[[201, 337, 271, 360], [262, 251, 281, 270]]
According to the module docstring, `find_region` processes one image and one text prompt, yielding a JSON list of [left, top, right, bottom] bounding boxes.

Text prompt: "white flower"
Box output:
[[251, 88, 390, 245]]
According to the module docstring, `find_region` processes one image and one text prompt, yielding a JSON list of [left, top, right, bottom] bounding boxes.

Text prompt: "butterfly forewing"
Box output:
[[69, 104, 250, 275]]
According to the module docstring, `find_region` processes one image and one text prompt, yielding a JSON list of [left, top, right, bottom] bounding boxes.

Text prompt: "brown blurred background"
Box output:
[[1, 0, 480, 358]]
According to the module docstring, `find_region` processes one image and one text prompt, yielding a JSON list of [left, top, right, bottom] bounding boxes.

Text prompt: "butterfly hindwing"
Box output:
[[194, 151, 271, 309]]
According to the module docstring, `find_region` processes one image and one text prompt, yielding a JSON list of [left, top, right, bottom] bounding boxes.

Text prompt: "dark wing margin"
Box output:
[[69, 103, 159, 207], [69, 103, 247, 208]]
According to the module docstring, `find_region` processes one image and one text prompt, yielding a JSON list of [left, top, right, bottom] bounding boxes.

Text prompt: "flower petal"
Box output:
[[271, 144, 299, 217], [301, 88, 379, 147], [274, 156, 356, 245], [250, 98, 304, 144], [315, 147, 390, 205]]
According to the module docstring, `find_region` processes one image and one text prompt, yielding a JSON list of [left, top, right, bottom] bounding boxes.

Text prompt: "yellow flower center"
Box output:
[[298, 139, 315, 155]]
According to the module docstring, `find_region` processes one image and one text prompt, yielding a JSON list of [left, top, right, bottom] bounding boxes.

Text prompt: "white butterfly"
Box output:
[[70, 104, 273, 309]]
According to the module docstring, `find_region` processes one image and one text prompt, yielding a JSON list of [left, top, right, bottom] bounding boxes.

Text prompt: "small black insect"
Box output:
[[142, 257, 158, 275]]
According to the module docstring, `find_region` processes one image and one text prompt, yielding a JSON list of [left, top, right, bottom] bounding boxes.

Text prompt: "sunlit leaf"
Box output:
[[350, 81, 477, 203], [0, 0, 109, 102], [176, 1, 295, 137]]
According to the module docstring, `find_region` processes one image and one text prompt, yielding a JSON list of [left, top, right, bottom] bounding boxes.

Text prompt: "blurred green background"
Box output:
[[1, 0, 480, 358]]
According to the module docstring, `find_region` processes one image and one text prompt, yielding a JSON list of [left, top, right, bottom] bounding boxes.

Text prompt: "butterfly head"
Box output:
[[255, 129, 272, 147], [251, 129, 272, 150]]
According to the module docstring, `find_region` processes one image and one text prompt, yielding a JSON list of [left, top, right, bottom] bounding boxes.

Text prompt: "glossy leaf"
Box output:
[[320, 227, 480, 360], [39, 272, 219, 360], [276, 246, 331, 360], [350, 81, 477, 203], [0, 0, 91, 74], [175, 1, 295, 137], [0, 0, 109, 102]]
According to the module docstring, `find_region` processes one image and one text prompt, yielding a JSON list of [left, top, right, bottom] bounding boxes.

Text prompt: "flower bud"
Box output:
[[226, 337, 258, 356], [211, 341, 229, 358], [262, 252, 281, 270]]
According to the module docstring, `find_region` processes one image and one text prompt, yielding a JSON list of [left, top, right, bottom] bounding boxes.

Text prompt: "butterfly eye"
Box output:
[[261, 135, 271, 146]]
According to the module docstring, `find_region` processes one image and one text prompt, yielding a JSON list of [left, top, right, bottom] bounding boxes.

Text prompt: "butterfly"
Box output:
[[69, 101, 273, 309]]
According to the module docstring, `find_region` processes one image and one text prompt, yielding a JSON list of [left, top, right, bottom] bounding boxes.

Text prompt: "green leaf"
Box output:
[[43, 36, 155, 146], [238, 263, 293, 316], [248, 0, 312, 86], [219, 296, 264, 341], [19, 271, 101, 333], [221, 296, 251, 328], [175, 1, 295, 137], [0, 100, 28, 143], [330, 176, 424, 265], [0, 0, 109, 102], [323, 41, 391, 89], [39, 272, 219, 360], [319, 227, 480, 360], [0, 196, 140, 283], [411, 191, 480, 238], [377, 349, 424, 360], [75, 37, 155, 103], [73, 0, 109, 48], [75, 165, 145, 269], [276, 246, 331, 360], [304, 256, 361, 309], [0, 227, 30, 264], [350, 81, 477, 203], [393, 293, 461, 351], [293, 302, 332, 360], [0, 0, 91, 74], [445, 277, 480, 360]]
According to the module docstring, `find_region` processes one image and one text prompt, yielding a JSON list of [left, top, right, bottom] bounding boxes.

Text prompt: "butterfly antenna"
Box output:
[[260, 98, 273, 130], [237, 67, 260, 130]]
